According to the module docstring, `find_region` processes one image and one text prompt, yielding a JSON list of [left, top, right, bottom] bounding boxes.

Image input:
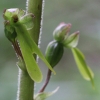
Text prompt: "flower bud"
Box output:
[[19, 13, 34, 30], [4, 22, 17, 42], [3, 8, 19, 21], [3, 8, 34, 30], [63, 31, 79, 48], [53, 23, 71, 42], [45, 41, 64, 68]]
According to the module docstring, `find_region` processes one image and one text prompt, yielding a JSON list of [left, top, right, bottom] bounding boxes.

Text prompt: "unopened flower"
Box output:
[[53, 23, 71, 42]]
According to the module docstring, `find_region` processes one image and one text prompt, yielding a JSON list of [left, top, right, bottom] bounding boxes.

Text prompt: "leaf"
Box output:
[[15, 24, 56, 82], [16, 27, 43, 82], [71, 48, 94, 87], [63, 31, 79, 48], [34, 87, 59, 100]]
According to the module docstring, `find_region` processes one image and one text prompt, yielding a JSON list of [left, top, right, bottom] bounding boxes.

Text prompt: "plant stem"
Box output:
[[17, 0, 44, 100], [26, 0, 44, 97], [26, 0, 44, 44], [17, 69, 34, 100], [17, 0, 44, 99], [39, 69, 52, 93], [15, 35, 34, 100]]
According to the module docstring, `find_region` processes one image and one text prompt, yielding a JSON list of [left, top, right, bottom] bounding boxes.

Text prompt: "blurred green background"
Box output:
[[0, 0, 100, 100]]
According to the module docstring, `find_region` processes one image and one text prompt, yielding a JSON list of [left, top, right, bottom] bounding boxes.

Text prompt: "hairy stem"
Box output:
[[39, 69, 52, 93], [26, 0, 44, 44], [26, 0, 44, 97], [16, 0, 44, 100], [17, 69, 34, 100]]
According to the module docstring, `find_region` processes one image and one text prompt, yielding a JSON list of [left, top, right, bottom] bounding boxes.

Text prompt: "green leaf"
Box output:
[[34, 87, 59, 100], [16, 26, 43, 82], [63, 31, 79, 48], [71, 48, 94, 87], [15, 24, 56, 82]]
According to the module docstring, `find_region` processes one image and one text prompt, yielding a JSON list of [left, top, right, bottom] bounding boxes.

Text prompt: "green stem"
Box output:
[[17, 0, 44, 100], [26, 0, 44, 44], [26, 0, 44, 96], [17, 69, 34, 100], [17, 0, 44, 99]]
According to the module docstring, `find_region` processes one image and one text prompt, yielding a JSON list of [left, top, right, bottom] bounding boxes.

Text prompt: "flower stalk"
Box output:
[[39, 69, 52, 93]]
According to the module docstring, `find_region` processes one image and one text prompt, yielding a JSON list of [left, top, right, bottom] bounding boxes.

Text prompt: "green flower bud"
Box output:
[[63, 31, 79, 48], [17, 9, 25, 18], [20, 13, 34, 24], [45, 41, 64, 68], [3, 8, 19, 22], [19, 13, 35, 30], [3, 8, 34, 30], [4, 22, 17, 42], [53, 23, 71, 42], [3, 8, 25, 20]]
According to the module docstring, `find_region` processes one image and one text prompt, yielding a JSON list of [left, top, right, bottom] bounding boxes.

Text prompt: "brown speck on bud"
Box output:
[[12, 15, 18, 23]]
